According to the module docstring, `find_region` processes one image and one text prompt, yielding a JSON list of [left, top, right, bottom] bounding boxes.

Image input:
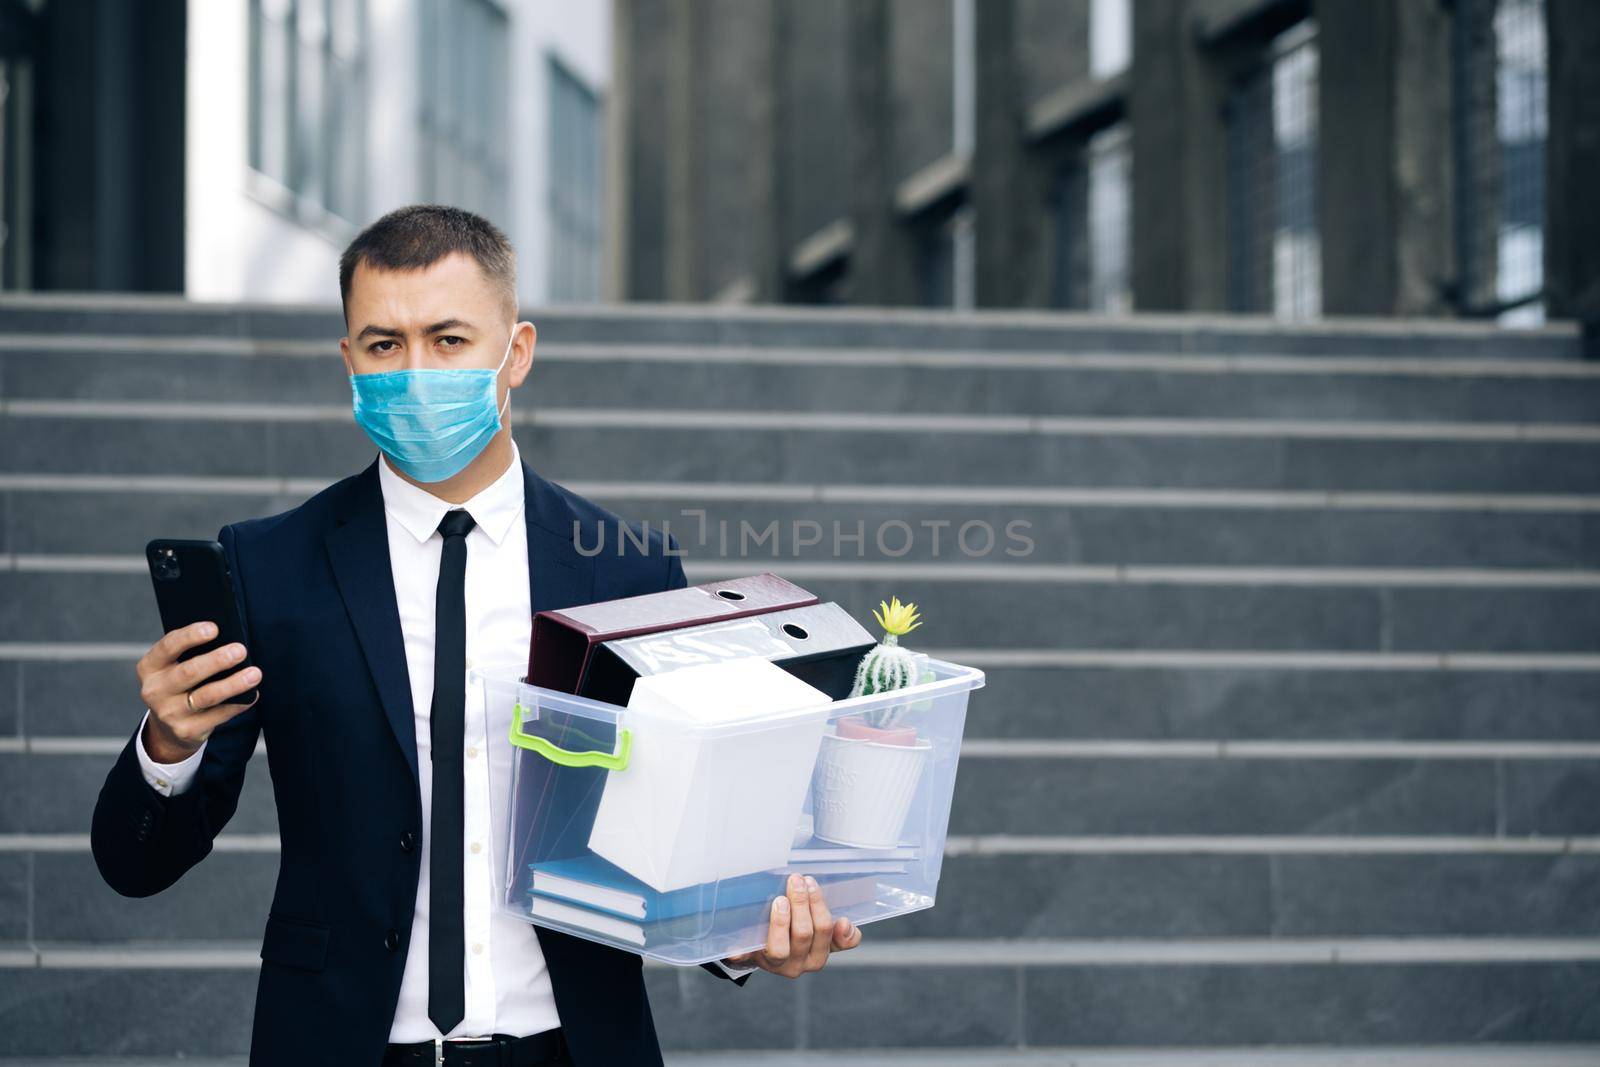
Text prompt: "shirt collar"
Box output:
[[376, 438, 525, 547]]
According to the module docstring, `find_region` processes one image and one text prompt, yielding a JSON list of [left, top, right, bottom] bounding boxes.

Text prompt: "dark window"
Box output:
[[1453, 0, 1546, 321], [547, 54, 604, 303], [1224, 19, 1320, 319], [248, 0, 366, 224]]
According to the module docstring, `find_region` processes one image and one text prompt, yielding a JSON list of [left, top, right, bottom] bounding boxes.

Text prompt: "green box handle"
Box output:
[[508, 701, 633, 771]]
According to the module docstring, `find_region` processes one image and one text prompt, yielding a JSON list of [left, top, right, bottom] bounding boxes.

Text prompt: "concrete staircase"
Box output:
[[1, 293, 1598, 1063]]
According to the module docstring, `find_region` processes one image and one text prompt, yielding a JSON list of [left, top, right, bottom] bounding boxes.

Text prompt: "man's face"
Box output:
[[339, 250, 534, 385]]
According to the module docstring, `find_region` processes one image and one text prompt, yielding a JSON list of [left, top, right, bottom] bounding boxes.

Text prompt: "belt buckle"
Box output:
[[434, 1035, 497, 1067]]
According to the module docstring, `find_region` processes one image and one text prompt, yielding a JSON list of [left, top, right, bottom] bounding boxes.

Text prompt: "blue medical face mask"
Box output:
[[347, 327, 514, 483]]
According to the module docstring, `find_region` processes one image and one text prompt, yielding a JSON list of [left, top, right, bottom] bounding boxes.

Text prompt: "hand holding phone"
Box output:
[[141, 540, 262, 764]]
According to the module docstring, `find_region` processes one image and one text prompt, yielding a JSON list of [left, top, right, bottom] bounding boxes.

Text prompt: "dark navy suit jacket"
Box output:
[[91, 454, 748, 1066]]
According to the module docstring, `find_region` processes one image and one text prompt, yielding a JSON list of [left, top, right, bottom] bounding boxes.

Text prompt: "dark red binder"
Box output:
[[527, 572, 819, 694]]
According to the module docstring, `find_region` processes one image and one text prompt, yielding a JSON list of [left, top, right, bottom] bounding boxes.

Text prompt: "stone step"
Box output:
[[968, 664, 1600, 742], [7, 415, 1598, 492], [0, 295, 1583, 358], [664, 1049, 1600, 1067], [12, 846, 1600, 943], [946, 754, 1592, 836], [886, 849, 1600, 941], [9, 657, 1600, 742], [3, 753, 280, 837], [10, 748, 1596, 838], [6, 483, 1598, 570], [1, 941, 1598, 1055], [7, 1048, 1600, 1066], [7, 566, 1600, 652], [8, 342, 1600, 423]]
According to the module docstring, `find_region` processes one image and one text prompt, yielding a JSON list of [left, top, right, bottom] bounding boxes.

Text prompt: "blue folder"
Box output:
[[529, 852, 802, 923]]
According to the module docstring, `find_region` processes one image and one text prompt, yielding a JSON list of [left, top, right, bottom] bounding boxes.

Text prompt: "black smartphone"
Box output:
[[145, 539, 259, 707]]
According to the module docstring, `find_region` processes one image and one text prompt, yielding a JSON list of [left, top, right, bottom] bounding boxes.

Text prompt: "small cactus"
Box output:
[[850, 596, 928, 727]]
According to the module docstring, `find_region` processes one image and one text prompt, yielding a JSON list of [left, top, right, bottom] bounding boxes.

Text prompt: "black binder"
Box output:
[[577, 602, 875, 706]]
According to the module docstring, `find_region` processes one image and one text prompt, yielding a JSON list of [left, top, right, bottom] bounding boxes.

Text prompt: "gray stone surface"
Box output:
[[3, 752, 278, 836], [18, 568, 1600, 652], [0, 855, 29, 940], [806, 964, 1020, 1049], [6, 1051, 1600, 1067], [0, 298, 1583, 355], [0, 661, 18, 737], [1501, 762, 1600, 836], [1266, 853, 1600, 938], [16, 660, 153, 738], [18, 347, 1600, 423], [949, 757, 1497, 836], [879, 852, 1600, 941], [6, 489, 299, 557], [31, 853, 277, 942], [1024, 962, 1600, 1045], [5, 1049, 1600, 1066], [18, 842, 1600, 948], [13, 415, 1600, 492], [3, 959, 1600, 1057], [646, 962, 805, 1051], [0, 968, 260, 1058], [1384, 588, 1600, 653], [16, 488, 1600, 571], [886, 853, 1275, 941], [964, 666, 1600, 742]]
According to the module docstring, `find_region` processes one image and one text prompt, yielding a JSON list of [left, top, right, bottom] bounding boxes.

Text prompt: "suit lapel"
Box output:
[[522, 459, 594, 619], [323, 453, 595, 787], [325, 456, 423, 784]]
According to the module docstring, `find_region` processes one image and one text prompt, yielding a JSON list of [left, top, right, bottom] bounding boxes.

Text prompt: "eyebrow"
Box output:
[[355, 318, 476, 342]]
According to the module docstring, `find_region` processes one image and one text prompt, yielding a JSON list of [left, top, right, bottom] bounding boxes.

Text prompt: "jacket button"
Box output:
[[400, 831, 417, 853], [384, 929, 400, 952]]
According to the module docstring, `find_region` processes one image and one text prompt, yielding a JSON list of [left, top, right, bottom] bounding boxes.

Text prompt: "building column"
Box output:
[[33, 0, 185, 291], [1316, 0, 1453, 316], [606, 0, 637, 300], [662, 0, 700, 301], [1128, 0, 1231, 312], [1545, 0, 1600, 355], [745, 0, 783, 303], [971, 0, 1056, 308], [845, 0, 917, 307]]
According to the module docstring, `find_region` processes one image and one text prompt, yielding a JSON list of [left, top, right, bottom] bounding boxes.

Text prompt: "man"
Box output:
[[90, 205, 862, 1066]]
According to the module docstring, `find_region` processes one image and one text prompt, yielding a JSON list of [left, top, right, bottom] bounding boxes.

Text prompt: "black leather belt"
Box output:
[[382, 1028, 566, 1066]]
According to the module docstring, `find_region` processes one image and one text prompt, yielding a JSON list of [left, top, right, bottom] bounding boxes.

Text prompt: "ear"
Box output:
[[338, 337, 354, 376], [509, 321, 536, 388]]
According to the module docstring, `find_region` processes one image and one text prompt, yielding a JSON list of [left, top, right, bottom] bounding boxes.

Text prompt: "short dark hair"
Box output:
[[338, 204, 517, 326]]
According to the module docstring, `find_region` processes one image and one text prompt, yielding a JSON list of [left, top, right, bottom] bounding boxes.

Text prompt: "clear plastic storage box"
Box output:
[[473, 656, 985, 966]]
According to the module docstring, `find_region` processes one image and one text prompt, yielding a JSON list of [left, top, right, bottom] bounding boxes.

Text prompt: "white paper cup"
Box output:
[[811, 731, 932, 848]]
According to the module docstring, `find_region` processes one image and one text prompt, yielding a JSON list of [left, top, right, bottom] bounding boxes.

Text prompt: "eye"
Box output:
[[368, 340, 399, 354], [438, 335, 466, 348]]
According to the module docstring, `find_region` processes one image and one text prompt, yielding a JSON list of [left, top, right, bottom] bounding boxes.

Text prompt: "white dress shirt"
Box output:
[[135, 439, 754, 1041]]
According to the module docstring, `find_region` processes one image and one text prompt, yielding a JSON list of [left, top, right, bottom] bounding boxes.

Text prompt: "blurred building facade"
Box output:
[[0, 0, 611, 307], [611, 0, 1599, 336], [1, 0, 1596, 335]]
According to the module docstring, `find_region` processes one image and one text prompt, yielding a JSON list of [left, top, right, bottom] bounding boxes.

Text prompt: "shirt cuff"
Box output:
[[135, 707, 207, 797]]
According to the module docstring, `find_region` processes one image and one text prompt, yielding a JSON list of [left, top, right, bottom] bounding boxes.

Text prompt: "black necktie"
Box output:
[[429, 507, 476, 1034]]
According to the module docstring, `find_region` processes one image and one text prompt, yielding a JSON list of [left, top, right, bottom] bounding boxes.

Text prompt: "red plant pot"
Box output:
[[835, 713, 919, 746]]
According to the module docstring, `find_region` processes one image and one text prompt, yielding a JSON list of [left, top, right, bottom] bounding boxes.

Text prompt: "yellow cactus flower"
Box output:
[[872, 595, 923, 637]]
